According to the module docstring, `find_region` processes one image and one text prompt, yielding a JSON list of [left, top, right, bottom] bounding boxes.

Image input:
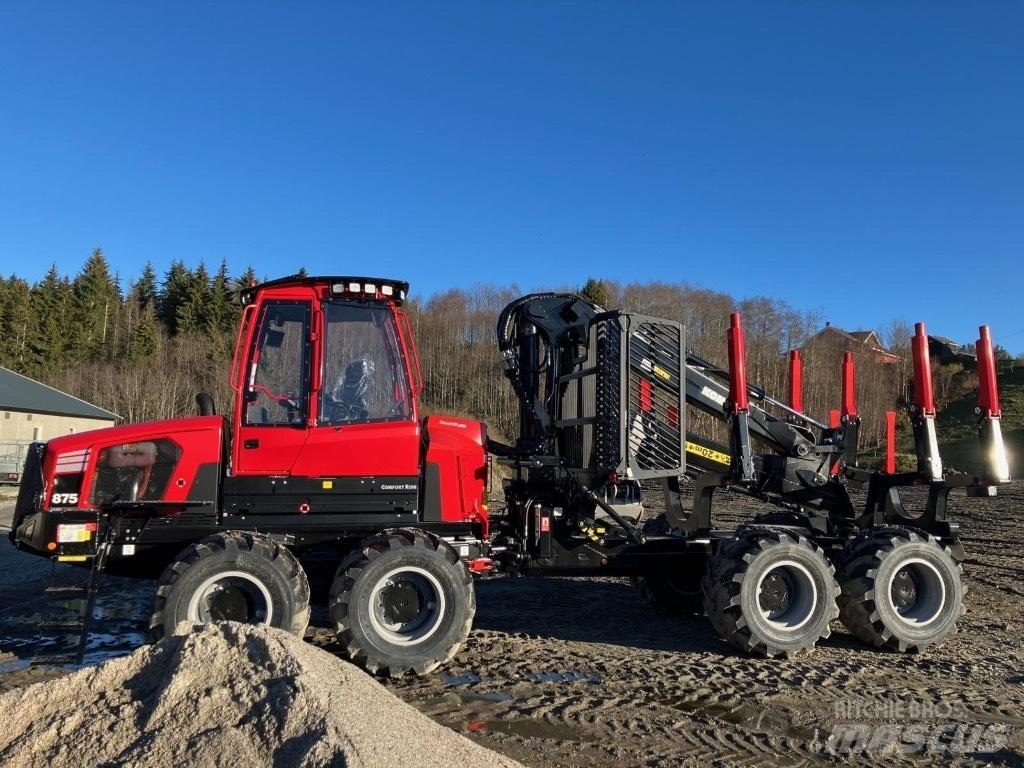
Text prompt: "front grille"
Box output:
[[11, 442, 46, 540]]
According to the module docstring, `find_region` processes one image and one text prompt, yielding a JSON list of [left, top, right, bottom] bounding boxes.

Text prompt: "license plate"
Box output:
[[56, 523, 95, 543]]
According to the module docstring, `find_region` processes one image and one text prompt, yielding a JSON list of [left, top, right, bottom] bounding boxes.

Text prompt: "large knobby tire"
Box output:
[[837, 526, 964, 653], [703, 528, 840, 657], [150, 531, 311, 640], [330, 528, 475, 676]]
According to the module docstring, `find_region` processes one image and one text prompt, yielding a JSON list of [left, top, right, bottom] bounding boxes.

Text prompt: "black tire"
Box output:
[[150, 531, 311, 640], [702, 528, 840, 657], [330, 528, 475, 676], [837, 526, 964, 653]]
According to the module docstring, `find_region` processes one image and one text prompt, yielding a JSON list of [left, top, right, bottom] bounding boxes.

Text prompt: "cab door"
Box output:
[[293, 300, 420, 478], [232, 298, 313, 475]]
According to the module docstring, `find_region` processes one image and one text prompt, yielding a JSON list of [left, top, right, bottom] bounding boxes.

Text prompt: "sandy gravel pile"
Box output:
[[0, 622, 522, 768]]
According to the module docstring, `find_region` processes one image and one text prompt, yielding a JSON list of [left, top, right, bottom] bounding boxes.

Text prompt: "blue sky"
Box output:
[[1, 2, 1021, 351]]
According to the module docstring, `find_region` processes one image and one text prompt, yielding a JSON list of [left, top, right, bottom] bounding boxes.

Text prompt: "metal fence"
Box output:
[[0, 440, 32, 483]]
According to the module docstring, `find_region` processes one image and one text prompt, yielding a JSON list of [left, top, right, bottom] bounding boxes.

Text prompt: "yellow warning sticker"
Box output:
[[57, 555, 89, 563], [322, 480, 334, 490], [685, 441, 731, 466], [653, 365, 672, 381]]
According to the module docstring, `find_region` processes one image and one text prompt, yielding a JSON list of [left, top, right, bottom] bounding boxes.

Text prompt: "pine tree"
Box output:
[[204, 259, 237, 336], [72, 248, 121, 362], [580, 277, 609, 308], [127, 302, 159, 360], [160, 260, 192, 334], [0, 276, 35, 371], [133, 261, 159, 309], [28, 264, 73, 373], [175, 262, 211, 335], [237, 265, 257, 290]]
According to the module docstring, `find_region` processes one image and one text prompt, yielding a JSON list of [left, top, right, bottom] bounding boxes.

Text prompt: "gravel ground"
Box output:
[[0, 484, 1021, 766], [376, 483, 1024, 768]]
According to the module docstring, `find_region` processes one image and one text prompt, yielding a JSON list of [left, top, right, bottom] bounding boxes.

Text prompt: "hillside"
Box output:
[[934, 365, 1024, 477]]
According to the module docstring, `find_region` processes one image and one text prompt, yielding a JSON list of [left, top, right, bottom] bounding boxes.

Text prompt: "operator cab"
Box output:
[[228, 275, 422, 487]]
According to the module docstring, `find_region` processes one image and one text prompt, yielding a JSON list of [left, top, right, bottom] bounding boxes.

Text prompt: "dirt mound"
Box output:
[[0, 622, 523, 768]]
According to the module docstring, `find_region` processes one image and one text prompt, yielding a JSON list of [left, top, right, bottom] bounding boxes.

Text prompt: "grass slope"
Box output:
[[935, 366, 1024, 476]]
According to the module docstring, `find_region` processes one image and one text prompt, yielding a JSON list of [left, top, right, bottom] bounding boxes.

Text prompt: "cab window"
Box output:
[[244, 301, 311, 426], [320, 302, 411, 424]]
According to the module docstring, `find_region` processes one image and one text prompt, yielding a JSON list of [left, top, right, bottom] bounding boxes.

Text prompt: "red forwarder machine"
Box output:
[[10, 275, 1013, 673]]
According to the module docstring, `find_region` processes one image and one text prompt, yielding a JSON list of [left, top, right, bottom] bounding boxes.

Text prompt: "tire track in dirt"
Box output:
[[385, 484, 1024, 768]]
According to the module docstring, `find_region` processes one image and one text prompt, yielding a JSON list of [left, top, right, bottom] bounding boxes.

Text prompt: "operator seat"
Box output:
[[332, 358, 375, 421]]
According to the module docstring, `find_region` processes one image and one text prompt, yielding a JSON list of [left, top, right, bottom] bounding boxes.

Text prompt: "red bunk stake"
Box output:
[[727, 312, 749, 413], [787, 349, 804, 414], [885, 410, 897, 474], [976, 325, 1001, 418], [841, 351, 858, 418], [911, 321, 942, 481], [976, 324, 1010, 484], [912, 322, 936, 415]]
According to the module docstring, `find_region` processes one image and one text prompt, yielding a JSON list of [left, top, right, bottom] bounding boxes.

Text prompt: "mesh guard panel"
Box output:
[[625, 317, 685, 478]]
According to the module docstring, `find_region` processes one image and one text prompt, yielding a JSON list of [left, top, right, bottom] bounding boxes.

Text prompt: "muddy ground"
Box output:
[[1, 485, 1022, 767]]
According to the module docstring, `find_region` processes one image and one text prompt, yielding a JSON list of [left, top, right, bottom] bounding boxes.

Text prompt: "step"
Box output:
[[39, 620, 86, 632]]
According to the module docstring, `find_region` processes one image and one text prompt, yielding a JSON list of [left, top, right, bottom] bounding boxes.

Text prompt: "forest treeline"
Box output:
[[0, 248, 984, 451]]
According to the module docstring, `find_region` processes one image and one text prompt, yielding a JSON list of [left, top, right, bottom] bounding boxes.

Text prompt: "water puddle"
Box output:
[[0, 657, 31, 674], [442, 672, 482, 686], [461, 691, 514, 704], [524, 670, 599, 684], [666, 697, 822, 741]]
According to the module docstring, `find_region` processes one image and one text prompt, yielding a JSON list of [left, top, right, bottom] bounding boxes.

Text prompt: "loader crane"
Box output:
[[10, 275, 1011, 671]]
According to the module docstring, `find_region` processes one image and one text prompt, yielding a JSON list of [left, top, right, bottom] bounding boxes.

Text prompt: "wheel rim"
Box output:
[[368, 566, 446, 646], [755, 560, 817, 631], [187, 571, 274, 625], [887, 557, 946, 627]]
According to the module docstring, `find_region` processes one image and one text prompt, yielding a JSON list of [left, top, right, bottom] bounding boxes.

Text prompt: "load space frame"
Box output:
[[494, 293, 1011, 578]]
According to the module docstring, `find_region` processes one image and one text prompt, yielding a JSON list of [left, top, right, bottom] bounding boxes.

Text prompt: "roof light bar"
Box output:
[[242, 275, 409, 305]]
